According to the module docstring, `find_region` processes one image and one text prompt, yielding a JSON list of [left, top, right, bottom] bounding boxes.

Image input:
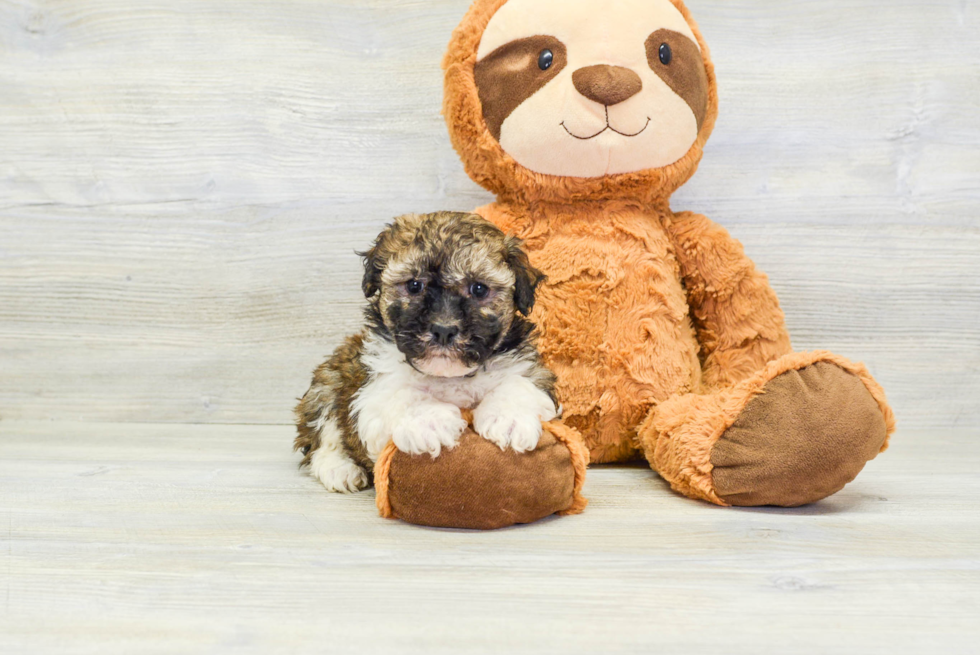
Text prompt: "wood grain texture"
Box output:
[[0, 421, 978, 654], [0, 0, 978, 428]]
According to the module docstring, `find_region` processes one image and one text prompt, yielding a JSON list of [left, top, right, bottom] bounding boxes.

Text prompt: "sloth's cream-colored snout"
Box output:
[[474, 0, 707, 178]]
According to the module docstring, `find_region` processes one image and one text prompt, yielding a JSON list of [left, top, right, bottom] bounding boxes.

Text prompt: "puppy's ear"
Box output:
[[505, 236, 545, 316], [358, 226, 391, 298], [359, 246, 383, 298]]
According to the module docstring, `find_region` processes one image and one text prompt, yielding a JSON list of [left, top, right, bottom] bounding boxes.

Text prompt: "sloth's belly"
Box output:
[[526, 219, 702, 463]]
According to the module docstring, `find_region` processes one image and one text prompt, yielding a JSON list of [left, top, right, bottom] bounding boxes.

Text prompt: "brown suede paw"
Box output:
[[710, 362, 888, 507], [378, 424, 587, 530]]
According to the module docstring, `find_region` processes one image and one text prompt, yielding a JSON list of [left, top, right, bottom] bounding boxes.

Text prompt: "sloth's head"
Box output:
[[444, 0, 717, 198]]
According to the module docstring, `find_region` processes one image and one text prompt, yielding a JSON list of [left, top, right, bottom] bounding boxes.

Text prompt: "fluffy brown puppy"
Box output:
[[294, 211, 557, 493]]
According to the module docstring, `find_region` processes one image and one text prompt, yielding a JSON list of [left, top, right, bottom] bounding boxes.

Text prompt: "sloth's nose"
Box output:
[[572, 65, 643, 106], [431, 324, 459, 346]]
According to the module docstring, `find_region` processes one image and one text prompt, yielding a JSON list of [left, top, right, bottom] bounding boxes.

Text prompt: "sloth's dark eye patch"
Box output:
[[469, 282, 489, 299], [538, 49, 554, 70], [406, 279, 424, 295], [645, 29, 708, 131], [474, 35, 568, 141]]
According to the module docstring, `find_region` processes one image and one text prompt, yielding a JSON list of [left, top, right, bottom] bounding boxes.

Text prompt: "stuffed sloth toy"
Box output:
[[376, 0, 895, 526]]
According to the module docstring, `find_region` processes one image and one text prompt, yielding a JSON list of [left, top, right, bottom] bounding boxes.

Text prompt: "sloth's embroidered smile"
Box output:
[[560, 114, 652, 140]]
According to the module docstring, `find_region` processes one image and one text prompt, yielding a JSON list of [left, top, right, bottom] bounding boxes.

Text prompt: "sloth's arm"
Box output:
[[663, 211, 792, 389], [472, 202, 520, 233]]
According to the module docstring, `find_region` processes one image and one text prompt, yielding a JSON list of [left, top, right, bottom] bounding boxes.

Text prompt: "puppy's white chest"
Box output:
[[417, 375, 492, 409]]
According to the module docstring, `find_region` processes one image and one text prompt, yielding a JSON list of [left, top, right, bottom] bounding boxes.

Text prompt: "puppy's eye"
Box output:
[[406, 279, 424, 295], [538, 49, 554, 71], [659, 43, 672, 65], [469, 282, 490, 299]]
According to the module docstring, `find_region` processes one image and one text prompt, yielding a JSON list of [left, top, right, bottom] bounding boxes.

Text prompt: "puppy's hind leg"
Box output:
[[307, 421, 370, 493], [295, 375, 370, 493]]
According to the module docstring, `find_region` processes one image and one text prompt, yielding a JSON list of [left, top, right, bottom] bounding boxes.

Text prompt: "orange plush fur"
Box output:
[[442, 0, 895, 505]]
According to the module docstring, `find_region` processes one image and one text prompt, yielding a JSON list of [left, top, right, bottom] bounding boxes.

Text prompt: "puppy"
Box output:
[[294, 211, 559, 493]]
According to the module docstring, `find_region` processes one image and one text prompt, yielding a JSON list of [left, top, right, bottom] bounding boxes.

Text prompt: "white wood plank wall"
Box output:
[[1, 0, 978, 429]]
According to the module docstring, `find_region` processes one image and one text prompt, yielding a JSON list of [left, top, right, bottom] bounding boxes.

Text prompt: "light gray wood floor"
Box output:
[[1, 421, 977, 654]]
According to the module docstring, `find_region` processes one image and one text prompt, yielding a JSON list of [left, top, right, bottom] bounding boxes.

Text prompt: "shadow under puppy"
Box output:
[[295, 211, 558, 492]]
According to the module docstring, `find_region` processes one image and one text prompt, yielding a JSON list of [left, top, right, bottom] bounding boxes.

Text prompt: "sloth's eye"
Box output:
[[659, 43, 672, 65], [469, 282, 490, 299], [538, 49, 554, 71], [406, 279, 424, 295]]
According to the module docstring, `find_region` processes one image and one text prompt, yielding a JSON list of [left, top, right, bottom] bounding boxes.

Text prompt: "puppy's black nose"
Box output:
[[431, 324, 459, 346]]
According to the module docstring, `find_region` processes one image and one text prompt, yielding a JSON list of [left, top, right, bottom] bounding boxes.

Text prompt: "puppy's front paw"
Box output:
[[391, 403, 467, 458], [473, 407, 543, 453]]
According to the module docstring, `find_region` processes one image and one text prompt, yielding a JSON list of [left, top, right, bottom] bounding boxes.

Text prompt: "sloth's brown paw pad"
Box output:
[[375, 423, 588, 530], [710, 362, 888, 507]]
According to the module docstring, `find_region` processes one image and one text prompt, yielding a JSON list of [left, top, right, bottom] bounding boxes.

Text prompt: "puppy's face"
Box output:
[[361, 212, 543, 377]]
